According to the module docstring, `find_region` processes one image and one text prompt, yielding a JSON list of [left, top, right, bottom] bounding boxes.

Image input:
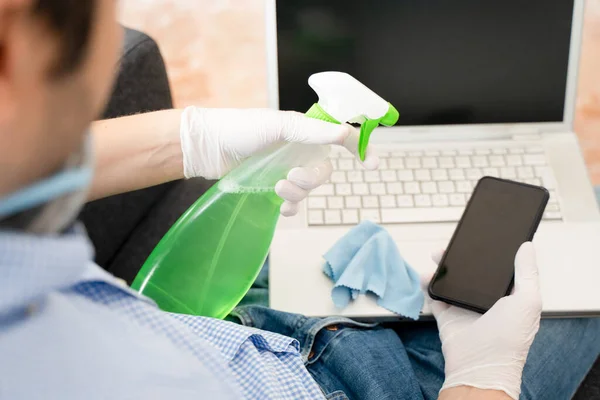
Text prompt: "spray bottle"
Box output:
[[130, 72, 399, 319]]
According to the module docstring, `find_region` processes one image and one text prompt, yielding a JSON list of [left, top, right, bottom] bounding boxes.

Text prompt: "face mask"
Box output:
[[0, 132, 93, 234]]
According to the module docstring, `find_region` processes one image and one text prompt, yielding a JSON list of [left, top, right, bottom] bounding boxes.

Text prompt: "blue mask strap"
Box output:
[[0, 167, 93, 218]]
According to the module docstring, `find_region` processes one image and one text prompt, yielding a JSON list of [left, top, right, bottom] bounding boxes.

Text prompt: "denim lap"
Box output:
[[233, 306, 600, 400]]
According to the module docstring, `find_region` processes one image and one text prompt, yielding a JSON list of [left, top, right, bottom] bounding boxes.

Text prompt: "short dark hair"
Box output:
[[32, 0, 97, 76]]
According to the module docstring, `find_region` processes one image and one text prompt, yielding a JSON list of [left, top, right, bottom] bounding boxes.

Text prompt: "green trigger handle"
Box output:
[[305, 103, 399, 161]]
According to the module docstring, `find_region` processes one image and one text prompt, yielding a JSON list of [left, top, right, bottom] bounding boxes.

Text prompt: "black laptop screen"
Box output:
[[275, 0, 575, 126]]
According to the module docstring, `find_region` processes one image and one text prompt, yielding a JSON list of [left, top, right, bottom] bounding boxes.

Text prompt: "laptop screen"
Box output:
[[275, 0, 575, 126]]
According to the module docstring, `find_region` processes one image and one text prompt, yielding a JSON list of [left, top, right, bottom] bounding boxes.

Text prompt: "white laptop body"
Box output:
[[265, 0, 600, 319]]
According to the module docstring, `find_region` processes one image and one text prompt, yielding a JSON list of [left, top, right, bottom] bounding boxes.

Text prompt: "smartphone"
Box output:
[[428, 176, 549, 313]]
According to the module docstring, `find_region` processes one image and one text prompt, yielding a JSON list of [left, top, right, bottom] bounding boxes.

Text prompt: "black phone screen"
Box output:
[[429, 177, 548, 311]]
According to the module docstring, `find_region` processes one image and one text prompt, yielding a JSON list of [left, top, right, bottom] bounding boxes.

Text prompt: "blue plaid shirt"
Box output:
[[0, 226, 324, 399]]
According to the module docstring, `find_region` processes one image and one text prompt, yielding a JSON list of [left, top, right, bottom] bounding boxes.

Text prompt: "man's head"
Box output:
[[0, 0, 121, 196]]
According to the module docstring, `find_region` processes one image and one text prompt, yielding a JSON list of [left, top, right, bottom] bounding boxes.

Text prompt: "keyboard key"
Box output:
[[425, 150, 440, 156], [458, 149, 474, 156], [380, 195, 396, 208], [339, 149, 354, 158], [408, 151, 423, 157], [342, 209, 359, 224], [500, 167, 516, 179], [335, 183, 352, 195], [483, 167, 499, 177], [456, 181, 473, 193], [510, 147, 525, 154], [362, 196, 379, 208], [397, 170, 415, 181], [475, 148, 491, 155], [544, 211, 562, 220], [442, 150, 457, 156], [325, 210, 342, 224], [360, 209, 381, 223], [379, 158, 389, 169], [415, 194, 432, 207], [381, 207, 464, 223], [406, 157, 421, 169], [527, 146, 544, 153], [415, 169, 431, 181], [389, 158, 405, 169], [352, 183, 369, 195], [450, 193, 466, 206], [404, 182, 421, 194], [525, 178, 542, 186], [392, 150, 406, 157], [345, 195, 361, 208], [311, 183, 334, 196], [308, 197, 326, 209], [365, 170, 380, 182], [330, 159, 338, 169], [347, 171, 363, 183], [422, 157, 438, 168], [327, 196, 344, 209], [517, 166, 534, 179], [432, 194, 449, 207], [492, 148, 507, 155], [466, 168, 482, 180], [506, 155, 523, 166], [432, 169, 449, 181], [338, 159, 354, 170], [489, 155, 505, 167], [396, 195, 414, 207], [524, 154, 546, 165], [331, 171, 346, 183], [549, 190, 559, 204], [381, 170, 397, 182], [422, 181, 438, 194], [472, 156, 488, 167], [449, 168, 465, 180], [438, 181, 455, 193], [370, 183, 386, 195], [387, 182, 404, 194], [535, 166, 556, 189], [439, 157, 455, 168], [455, 156, 471, 168], [308, 210, 324, 225]]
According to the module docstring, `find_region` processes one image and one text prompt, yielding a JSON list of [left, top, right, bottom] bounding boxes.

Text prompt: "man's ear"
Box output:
[[0, 0, 49, 127]]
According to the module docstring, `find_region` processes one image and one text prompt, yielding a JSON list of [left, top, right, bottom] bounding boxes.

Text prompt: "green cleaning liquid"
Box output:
[[130, 72, 399, 319], [131, 179, 282, 319]]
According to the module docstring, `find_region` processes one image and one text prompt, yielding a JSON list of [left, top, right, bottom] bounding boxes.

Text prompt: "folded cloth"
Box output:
[[322, 221, 424, 320]]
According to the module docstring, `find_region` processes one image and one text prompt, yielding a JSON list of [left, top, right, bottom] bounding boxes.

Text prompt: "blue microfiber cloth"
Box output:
[[322, 221, 424, 320]]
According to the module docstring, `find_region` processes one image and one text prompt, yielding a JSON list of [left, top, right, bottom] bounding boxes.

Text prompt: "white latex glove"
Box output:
[[428, 242, 542, 400], [180, 107, 379, 216]]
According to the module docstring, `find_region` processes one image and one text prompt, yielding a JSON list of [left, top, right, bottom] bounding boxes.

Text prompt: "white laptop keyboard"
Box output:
[[307, 145, 562, 225]]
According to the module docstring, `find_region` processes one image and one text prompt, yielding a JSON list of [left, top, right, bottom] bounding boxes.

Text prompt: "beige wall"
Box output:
[[120, 0, 600, 183]]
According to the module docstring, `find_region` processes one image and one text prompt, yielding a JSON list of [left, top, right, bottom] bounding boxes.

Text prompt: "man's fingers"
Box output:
[[512, 242, 540, 296], [279, 111, 350, 146], [286, 160, 333, 191], [431, 249, 445, 265], [279, 201, 299, 217], [340, 124, 379, 170], [274, 180, 308, 203]]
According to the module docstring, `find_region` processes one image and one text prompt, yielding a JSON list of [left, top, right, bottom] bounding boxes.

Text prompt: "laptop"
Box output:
[[266, 0, 600, 319]]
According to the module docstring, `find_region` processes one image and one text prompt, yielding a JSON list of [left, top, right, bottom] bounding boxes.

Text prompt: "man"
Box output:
[[0, 1, 598, 399]]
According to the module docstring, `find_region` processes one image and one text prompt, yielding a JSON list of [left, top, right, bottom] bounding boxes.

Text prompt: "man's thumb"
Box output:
[[512, 242, 539, 295]]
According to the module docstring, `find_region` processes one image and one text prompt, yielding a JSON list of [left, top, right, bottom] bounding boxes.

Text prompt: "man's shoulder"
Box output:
[[0, 287, 240, 399]]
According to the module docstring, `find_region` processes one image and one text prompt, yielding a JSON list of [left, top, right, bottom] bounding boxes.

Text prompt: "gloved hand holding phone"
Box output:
[[426, 242, 542, 400], [179, 107, 379, 216]]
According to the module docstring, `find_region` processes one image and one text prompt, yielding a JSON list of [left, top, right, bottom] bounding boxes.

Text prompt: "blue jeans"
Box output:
[[232, 306, 600, 400]]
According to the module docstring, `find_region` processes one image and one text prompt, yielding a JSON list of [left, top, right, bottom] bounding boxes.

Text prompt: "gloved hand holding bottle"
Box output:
[[427, 242, 542, 400], [179, 107, 380, 216]]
